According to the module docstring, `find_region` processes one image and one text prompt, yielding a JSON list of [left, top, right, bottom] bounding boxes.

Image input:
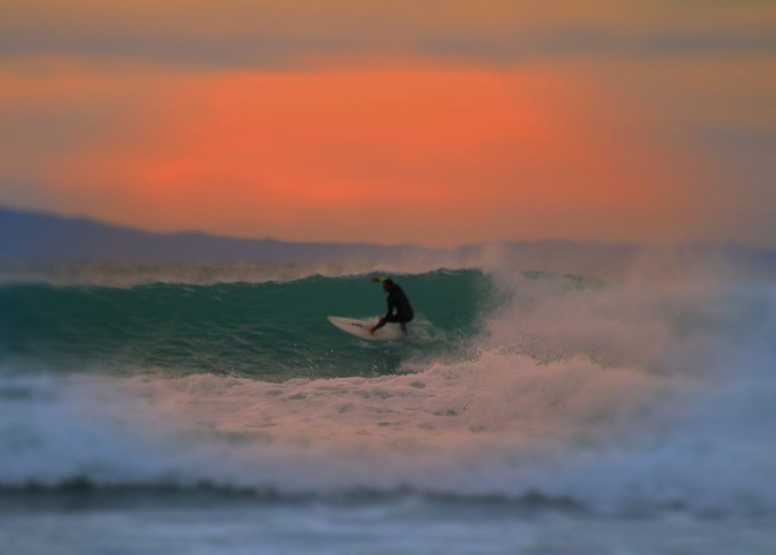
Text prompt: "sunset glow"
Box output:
[[2, 2, 775, 246]]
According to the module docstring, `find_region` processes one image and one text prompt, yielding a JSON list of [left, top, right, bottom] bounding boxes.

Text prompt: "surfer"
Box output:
[[370, 276, 414, 335]]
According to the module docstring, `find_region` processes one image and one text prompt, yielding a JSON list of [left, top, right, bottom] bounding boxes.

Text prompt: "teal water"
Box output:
[[1, 270, 495, 379]]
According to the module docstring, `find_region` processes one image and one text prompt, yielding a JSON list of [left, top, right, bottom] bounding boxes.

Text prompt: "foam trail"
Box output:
[[2, 267, 775, 515]]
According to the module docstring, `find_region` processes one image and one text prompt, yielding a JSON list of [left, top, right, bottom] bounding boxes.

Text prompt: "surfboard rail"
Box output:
[[327, 316, 403, 341]]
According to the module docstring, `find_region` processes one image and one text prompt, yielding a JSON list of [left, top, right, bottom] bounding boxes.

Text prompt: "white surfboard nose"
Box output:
[[327, 316, 403, 341]]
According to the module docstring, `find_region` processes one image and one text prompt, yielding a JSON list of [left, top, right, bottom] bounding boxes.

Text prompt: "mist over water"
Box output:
[[2, 252, 776, 524]]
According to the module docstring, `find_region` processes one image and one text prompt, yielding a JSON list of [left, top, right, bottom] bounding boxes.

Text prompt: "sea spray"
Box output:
[[1, 265, 775, 515]]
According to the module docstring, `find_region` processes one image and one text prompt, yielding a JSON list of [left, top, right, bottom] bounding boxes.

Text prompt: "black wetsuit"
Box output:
[[373, 285, 414, 333]]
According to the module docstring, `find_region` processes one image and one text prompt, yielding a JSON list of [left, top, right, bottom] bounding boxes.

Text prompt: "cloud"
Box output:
[[1, 1, 775, 69]]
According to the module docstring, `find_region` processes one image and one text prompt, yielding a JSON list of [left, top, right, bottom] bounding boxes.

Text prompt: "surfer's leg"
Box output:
[[400, 322, 407, 334]]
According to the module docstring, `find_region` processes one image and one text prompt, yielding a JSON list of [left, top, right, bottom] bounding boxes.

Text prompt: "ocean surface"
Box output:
[[1, 259, 776, 554]]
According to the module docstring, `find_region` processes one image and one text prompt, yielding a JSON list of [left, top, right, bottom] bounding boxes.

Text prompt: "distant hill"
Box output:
[[2, 205, 775, 281], [0, 205, 429, 262]]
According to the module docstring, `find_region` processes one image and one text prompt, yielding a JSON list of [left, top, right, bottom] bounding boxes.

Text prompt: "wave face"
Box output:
[[2, 264, 776, 515], [1, 270, 492, 379]]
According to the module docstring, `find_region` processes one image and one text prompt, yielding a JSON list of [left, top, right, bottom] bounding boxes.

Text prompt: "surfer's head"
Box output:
[[371, 276, 394, 291]]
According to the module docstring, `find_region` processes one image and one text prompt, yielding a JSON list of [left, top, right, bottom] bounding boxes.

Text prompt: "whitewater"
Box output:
[[1, 256, 776, 554]]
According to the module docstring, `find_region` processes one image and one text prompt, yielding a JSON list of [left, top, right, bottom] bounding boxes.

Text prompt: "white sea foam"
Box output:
[[2, 269, 775, 514]]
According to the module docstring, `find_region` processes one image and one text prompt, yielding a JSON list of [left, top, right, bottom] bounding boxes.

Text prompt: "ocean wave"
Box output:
[[2, 242, 775, 287], [0, 270, 493, 379], [0, 258, 480, 288], [2, 329, 775, 516], [2, 263, 775, 515]]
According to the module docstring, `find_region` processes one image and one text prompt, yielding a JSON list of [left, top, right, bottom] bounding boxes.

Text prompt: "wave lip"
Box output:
[[3, 242, 776, 286]]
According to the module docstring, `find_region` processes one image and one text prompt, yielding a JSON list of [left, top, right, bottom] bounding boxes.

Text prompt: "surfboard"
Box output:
[[327, 316, 404, 341]]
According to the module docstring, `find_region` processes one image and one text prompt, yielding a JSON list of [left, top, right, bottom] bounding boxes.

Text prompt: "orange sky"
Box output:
[[2, 2, 775, 246]]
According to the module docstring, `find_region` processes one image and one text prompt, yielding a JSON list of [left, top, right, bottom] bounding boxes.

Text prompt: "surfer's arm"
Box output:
[[371, 298, 394, 333], [371, 317, 387, 333]]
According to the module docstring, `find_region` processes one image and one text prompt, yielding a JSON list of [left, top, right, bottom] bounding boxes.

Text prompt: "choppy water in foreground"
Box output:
[[2, 261, 776, 554]]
